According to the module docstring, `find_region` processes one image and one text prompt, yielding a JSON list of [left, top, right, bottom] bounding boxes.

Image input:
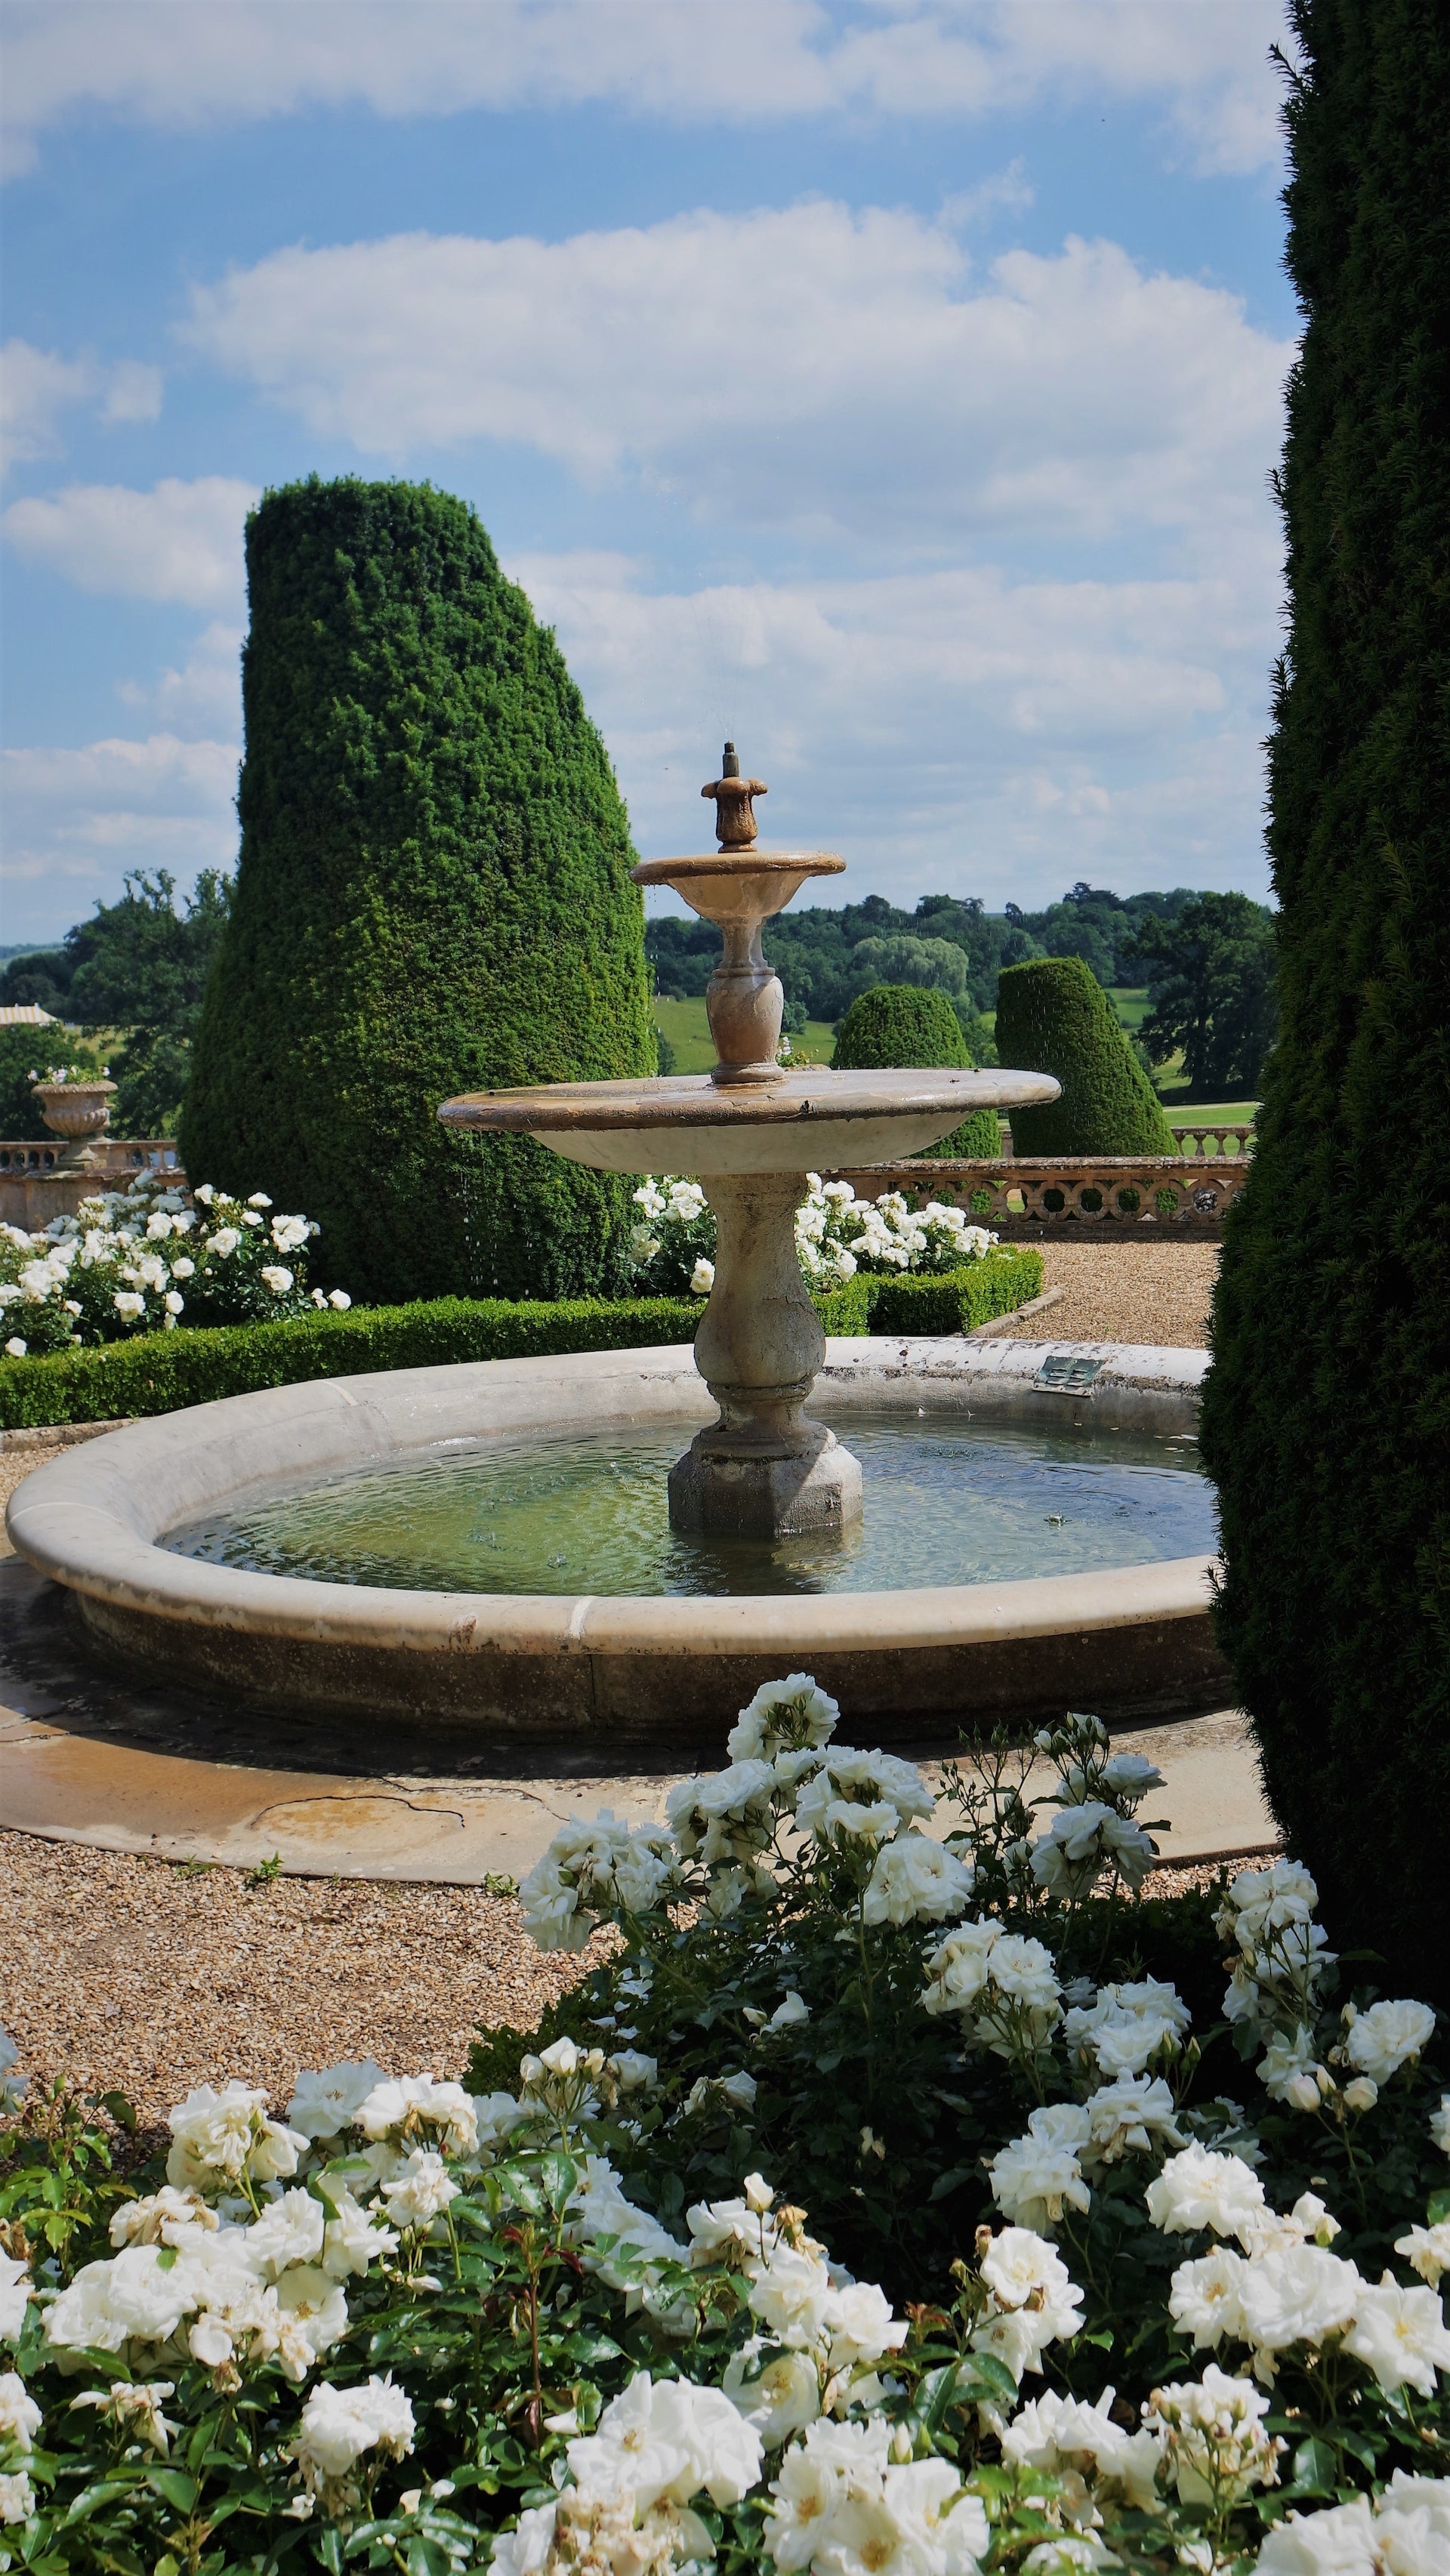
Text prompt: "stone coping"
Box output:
[[6, 1338, 1212, 1674]]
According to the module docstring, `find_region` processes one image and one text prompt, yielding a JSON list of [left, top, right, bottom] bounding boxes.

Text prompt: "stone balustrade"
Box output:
[[0, 1137, 180, 1230], [1168, 1121, 1255, 1158], [821, 1155, 1248, 1236]]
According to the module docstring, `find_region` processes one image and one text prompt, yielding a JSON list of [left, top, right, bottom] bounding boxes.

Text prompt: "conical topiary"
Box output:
[[993, 957, 1176, 1155], [1199, 0, 1450, 2001], [831, 983, 999, 1155], [180, 477, 655, 1306]]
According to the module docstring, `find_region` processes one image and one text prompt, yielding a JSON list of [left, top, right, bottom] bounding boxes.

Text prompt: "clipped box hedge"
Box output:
[[866, 1247, 1043, 1336], [0, 1254, 1038, 1431]]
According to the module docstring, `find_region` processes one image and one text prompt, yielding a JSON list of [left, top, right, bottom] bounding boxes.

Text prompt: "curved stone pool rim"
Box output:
[[4, 1338, 1226, 1754]]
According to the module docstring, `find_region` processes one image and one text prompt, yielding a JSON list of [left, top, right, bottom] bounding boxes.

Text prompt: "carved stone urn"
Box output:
[[32, 1078, 117, 1170]]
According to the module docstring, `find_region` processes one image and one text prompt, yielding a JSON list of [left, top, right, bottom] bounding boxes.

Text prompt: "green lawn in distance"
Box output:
[[653, 995, 838, 1073]]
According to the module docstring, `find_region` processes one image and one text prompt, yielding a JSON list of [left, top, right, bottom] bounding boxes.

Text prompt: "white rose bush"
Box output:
[[3, 1693, 1447, 2571], [627, 1175, 1003, 1300], [0, 1174, 350, 1358]]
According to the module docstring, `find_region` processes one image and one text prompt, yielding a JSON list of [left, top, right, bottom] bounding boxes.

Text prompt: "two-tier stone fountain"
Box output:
[[439, 751, 1060, 1544]]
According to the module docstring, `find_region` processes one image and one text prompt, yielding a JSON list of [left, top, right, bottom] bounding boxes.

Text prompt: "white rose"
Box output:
[[0, 2373, 42, 2451], [328, 1288, 351, 1309], [722, 2342, 820, 2443], [245, 2188, 326, 2278], [291, 2374, 415, 2484], [1395, 2220, 1450, 2289], [2, 1339, 24, 1359], [1237, 2244, 1363, 2352], [1342, 1998, 1437, 2085], [862, 1831, 974, 1927], [1254, 2497, 1377, 2574], [1168, 2247, 1251, 2350], [287, 2059, 388, 2142], [1340, 2272, 1450, 2396], [1144, 2143, 1266, 2243], [260, 1265, 294, 1294], [379, 2149, 459, 2229], [356, 2073, 478, 2156]]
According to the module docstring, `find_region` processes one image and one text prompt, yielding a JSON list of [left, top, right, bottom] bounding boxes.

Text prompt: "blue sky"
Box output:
[[1, 0, 1297, 947]]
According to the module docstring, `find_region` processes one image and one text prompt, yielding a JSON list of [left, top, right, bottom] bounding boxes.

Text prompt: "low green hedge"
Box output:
[[866, 1247, 1043, 1335], [0, 1257, 1036, 1430]]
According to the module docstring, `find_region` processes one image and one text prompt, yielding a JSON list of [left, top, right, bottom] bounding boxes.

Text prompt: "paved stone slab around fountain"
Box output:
[[1, 1553, 1277, 1881]]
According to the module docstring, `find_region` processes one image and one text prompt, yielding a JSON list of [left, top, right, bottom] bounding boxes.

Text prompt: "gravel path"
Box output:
[[992, 1242, 1217, 1347], [0, 1831, 615, 2127], [0, 1829, 1234, 2128]]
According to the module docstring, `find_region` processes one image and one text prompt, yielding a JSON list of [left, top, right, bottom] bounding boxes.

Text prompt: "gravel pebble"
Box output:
[[0, 1831, 612, 2125], [990, 1242, 1217, 1347]]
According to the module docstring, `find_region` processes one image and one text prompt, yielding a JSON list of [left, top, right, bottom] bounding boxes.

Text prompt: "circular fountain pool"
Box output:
[[6, 1339, 1228, 1753], [170, 1411, 1214, 1601]]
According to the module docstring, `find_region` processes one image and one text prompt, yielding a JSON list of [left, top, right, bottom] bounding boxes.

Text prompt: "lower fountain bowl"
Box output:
[[5, 1340, 1229, 1758]]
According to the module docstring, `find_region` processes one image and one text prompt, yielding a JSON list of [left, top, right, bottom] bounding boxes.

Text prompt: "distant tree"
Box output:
[[1128, 893, 1279, 1097], [844, 933, 970, 1003], [66, 869, 233, 1134], [0, 1029, 106, 1139], [0, 947, 76, 1017]]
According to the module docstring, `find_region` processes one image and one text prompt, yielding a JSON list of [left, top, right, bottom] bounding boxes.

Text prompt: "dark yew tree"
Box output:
[[181, 479, 653, 1303], [1201, 1, 1450, 1996]]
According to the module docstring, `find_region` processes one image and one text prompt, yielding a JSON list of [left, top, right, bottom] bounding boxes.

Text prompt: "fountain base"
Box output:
[[667, 1420, 863, 1542]]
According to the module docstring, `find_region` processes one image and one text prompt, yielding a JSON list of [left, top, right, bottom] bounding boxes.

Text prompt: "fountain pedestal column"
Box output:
[[668, 1170, 862, 1540]]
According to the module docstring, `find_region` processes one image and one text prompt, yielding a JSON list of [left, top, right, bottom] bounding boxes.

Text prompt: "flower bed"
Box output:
[[0, 1261, 1041, 1432], [0, 1174, 349, 1360], [2, 1684, 1445, 2571], [629, 1174, 1010, 1300]]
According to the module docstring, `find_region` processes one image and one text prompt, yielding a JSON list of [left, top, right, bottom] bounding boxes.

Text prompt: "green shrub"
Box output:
[[0, 1280, 885, 1430], [865, 1246, 1043, 1334], [995, 955, 1177, 1155], [1201, 0, 1450, 2003], [0, 1251, 1060, 1428], [178, 477, 654, 1311], [832, 983, 999, 1155]]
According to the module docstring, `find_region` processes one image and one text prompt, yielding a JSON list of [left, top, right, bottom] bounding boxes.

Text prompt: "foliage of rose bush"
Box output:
[[2, 1689, 1446, 2574], [0, 1174, 350, 1359], [628, 1176, 1005, 1301]]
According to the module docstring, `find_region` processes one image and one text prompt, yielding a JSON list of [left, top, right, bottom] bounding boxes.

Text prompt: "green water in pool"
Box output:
[[167, 1410, 1214, 1600]]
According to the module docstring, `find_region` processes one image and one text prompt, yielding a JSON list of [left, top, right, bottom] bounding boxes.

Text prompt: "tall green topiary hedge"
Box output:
[[994, 957, 1176, 1156], [831, 983, 999, 1155], [179, 478, 655, 1307], [1200, 1, 1450, 2000]]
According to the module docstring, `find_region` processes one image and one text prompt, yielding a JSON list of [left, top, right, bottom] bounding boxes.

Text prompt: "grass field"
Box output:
[[653, 995, 838, 1072]]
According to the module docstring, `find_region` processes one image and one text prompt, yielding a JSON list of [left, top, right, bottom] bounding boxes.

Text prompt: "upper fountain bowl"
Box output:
[[632, 849, 845, 930], [437, 1063, 1060, 1174]]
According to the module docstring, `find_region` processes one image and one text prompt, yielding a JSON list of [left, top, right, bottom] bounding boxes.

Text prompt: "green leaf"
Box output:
[[318, 2525, 346, 2576], [1428, 2188, 1450, 2227], [538, 2152, 579, 2209], [145, 2469, 199, 2513], [1292, 2436, 1337, 2496]]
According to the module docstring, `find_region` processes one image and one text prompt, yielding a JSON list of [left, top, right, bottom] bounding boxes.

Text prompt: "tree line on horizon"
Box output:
[[0, 859, 1279, 1143]]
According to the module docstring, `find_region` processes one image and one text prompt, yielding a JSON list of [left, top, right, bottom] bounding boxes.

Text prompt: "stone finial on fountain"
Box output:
[[702, 742, 768, 849]]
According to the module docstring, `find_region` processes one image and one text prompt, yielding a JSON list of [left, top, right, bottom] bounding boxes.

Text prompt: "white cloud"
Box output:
[[185, 209, 1289, 551], [2, 476, 255, 609], [116, 621, 245, 730], [505, 551, 1275, 906], [0, 734, 239, 938], [1, 341, 162, 477], [2, 2, 1288, 178]]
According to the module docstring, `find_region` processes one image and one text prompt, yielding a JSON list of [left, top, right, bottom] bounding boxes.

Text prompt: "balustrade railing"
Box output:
[[1168, 1121, 1254, 1158], [822, 1155, 1248, 1235], [0, 1138, 180, 1229]]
